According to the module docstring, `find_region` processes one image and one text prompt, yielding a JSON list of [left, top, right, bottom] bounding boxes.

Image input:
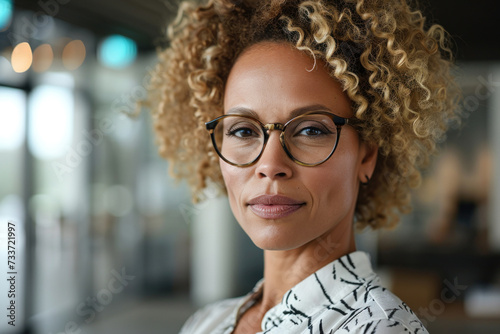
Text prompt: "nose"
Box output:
[[254, 132, 293, 179]]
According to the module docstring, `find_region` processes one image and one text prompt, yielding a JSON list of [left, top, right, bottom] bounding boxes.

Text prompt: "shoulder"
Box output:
[[179, 297, 243, 334], [336, 287, 428, 334]]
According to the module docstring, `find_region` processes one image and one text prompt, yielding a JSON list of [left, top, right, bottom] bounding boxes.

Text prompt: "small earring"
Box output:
[[360, 175, 370, 186]]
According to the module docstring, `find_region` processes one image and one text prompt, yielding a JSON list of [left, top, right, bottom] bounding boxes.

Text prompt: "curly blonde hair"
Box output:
[[147, 0, 460, 229]]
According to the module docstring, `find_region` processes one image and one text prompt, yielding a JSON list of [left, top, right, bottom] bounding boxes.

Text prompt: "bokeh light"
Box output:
[[11, 42, 33, 73], [28, 85, 73, 160], [98, 34, 137, 69], [0, 0, 13, 31], [32, 44, 54, 73], [62, 40, 86, 70], [0, 87, 25, 150]]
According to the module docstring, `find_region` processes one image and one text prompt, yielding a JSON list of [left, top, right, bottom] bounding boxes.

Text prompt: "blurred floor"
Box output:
[[81, 295, 196, 334], [428, 319, 500, 334]]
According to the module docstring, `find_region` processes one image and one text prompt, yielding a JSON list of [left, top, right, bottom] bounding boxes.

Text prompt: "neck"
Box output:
[[258, 222, 356, 312]]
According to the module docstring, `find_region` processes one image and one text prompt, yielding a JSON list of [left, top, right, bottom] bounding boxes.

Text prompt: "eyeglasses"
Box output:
[[205, 111, 350, 167]]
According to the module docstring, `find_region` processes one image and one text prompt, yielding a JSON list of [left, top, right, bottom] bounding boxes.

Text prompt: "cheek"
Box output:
[[220, 162, 247, 214], [220, 162, 236, 196], [311, 153, 359, 210]]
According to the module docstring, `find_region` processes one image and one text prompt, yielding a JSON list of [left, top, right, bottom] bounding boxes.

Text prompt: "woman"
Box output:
[[147, 0, 460, 332]]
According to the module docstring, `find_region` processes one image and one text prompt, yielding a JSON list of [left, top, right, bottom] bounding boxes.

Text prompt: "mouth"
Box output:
[[247, 195, 305, 219]]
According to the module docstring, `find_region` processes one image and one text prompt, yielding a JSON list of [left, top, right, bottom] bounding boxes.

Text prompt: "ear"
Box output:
[[358, 141, 378, 184]]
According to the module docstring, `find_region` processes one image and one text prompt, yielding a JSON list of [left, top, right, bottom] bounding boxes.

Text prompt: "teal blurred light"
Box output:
[[0, 0, 13, 30], [98, 34, 137, 69]]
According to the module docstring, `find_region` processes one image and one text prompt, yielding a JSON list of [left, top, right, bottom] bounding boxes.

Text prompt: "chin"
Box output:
[[253, 241, 300, 251], [246, 228, 309, 251]]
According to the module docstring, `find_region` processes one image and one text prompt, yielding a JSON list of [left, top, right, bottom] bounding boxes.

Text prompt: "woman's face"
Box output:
[[221, 42, 377, 251]]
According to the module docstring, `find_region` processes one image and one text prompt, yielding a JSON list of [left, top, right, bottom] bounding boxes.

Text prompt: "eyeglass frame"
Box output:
[[205, 111, 351, 167]]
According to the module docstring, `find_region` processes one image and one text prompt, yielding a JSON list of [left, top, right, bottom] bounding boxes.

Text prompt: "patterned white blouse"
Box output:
[[179, 251, 428, 333]]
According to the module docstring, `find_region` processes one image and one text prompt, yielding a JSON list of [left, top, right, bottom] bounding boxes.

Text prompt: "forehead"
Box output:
[[223, 42, 353, 120]]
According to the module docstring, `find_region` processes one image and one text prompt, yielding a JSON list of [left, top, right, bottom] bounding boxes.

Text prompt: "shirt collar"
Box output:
[[260, 251, 376, 330]]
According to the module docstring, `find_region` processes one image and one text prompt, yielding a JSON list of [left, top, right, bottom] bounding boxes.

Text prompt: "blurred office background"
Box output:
[[0, 0, 500, 333]]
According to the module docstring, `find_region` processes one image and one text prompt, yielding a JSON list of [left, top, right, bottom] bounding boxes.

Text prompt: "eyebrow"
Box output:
[[225, 104, 334, 119]]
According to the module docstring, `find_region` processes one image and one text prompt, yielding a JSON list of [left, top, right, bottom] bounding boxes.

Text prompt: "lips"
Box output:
[[247, 195, 305, 219]]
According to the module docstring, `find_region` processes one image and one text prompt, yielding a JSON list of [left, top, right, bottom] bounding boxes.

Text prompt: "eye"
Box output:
[[293, 121, 333, 137], [225, 121, 261, 138], [227, 127, 257, 138], [297, 127, 326, 136]]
